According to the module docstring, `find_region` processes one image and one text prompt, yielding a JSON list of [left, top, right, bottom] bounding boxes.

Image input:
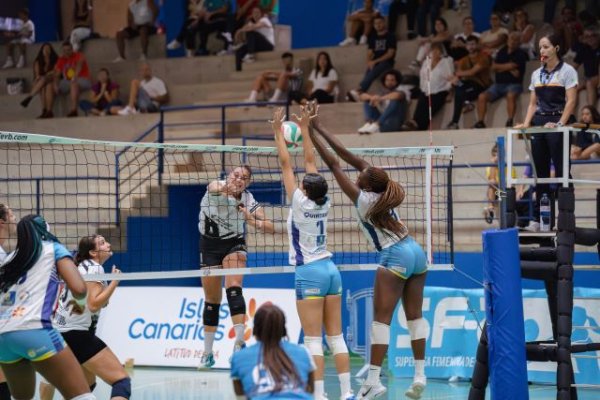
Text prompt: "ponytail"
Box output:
[[365, 176, 406, 236]]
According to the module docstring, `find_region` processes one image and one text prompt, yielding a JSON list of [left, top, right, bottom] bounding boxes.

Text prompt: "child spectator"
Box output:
[[245, 52, 302, 103], [480, 12, 509, 57], [573, 26, 600, 107], [402, 42, 454, 131], [512, 8, 536, 59], [70, 0, 93, 52], [55, 41, 92, 117], [449, 16, 481, 61], [483, 143, 517, 224], [409, 17, 451, 70], [347, 15, 396, 101], [300, 51, 339, 104], [117, 63, 168, 115], [357, 69, 409, 134], [234, 7, 274, 71], [19, 43, 58, 119], [446, 35, 492, 129], [339, 0, 380, 46], [2, 8, 35, 69], [79, 68, 122, 116], [114, 0, 159, 62], [474, 31, 529, 128], [571, 105, 600, 160]]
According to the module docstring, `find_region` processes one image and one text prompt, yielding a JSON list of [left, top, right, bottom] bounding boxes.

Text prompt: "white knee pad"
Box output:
[[370, 321, 390, 345], [303, 336, 324, 357], [325, 334, 348, 355], [407, 318, 428, 341], [70, 393, 97, 400]]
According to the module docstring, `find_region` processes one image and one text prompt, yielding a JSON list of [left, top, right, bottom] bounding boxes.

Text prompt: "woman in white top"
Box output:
[[410, 17, 451, 70], [234, 7, 275, 70], [402, 42, 454, 131], [40, 235, 129, 400], [480, 12, 509, 57], [114, 0, 158, 61], [308, 110, 428, 400], [0, 215, 95, 400], [302, 52, 339, 104], [271, 105, 354, 400]]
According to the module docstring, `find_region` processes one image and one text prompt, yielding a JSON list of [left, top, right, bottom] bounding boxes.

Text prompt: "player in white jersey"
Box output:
[[0, 214, 96, 400], [271, 106, 354, 400], [198, 165, 275, 368], [0, 204, 16, 400], [40, 235, 130, 400], [308, 104, 428, 400]]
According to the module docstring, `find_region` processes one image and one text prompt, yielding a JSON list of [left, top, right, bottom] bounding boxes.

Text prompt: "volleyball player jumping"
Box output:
[[271, 105, 355, 400], [308, 103, 428, 400], [198, 165, 275, 368]]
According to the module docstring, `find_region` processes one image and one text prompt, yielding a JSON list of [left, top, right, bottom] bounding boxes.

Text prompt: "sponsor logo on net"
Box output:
[[0, 132, 28, 142]]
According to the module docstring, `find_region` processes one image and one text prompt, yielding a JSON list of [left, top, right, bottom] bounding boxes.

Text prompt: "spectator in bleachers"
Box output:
[[234, 7, 275, 71], [19, 43, 58, 118], [544, 0, 576, 25], [572, 25, 600, 107], [298, 51, 339, 104], [387, 0, 418, 40], [571, 105, 600, 160], [79, 68, 122, 116], [259, 0, 278, 23], [409, 17, 451, 70], [70, 0, 93, 52], [474, 31, 528, 128], [347, 15, 396, 102], [446, 35, 492, 129], [357, 69, 409, 134], [54, 41, 92, 117], [402, 42, 454, 131], [117, 63, 168, 115], [449, 16, 480, 61], [245, 52, 302, 103], [480, 12, 509, 57], [217, 0, 259, 54], [2, 8, 35, 69], [167, 0, 229, 57], [512, 9, 536, 59], [553, 6, 583, 55], [114, 0, 159, 62], [416, 0, 443, 38], [339, 0, 380, 46]]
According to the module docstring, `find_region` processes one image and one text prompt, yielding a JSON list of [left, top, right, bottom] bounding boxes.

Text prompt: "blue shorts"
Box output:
[[295, 258, 342, 300], [486, 83, 523, 102], [0, 328, 66, 364], [379, 236, 427, 279]]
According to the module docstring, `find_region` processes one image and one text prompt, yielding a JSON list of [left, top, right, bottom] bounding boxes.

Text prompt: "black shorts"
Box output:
[[200, 235, 247, 268], [61, 330, 107, 364], [122, 24, 157, 37]]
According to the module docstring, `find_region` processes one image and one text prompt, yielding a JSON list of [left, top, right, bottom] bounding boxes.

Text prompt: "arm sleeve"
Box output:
[[562, 65, 578, 89], [53, 243, 73, 262], [230, 354, 241, 379]]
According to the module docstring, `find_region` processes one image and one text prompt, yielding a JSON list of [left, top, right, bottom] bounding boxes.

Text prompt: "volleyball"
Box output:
[[281, 121, 302, 149]]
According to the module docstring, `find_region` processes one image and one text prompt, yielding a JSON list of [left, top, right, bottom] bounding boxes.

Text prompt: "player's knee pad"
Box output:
[[226, 286, 246, 317], [89, 382, 97, 392], [203, 302, 221, 327], [111, 377, 131, 399], [303, 336, 324, 357], [407, 318, 427, 341], [370, 321, 390, 345], [325, 334, 348, 356], [70, 393, 97, 400]]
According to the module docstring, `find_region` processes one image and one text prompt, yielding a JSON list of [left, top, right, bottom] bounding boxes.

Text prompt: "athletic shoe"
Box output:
[[339, 37, 357, 46], [20, 95, 33, 108], [358, 122, 374, 134], [357, 382, 387, 399], [364, 122, 380, 134], [231, 42, 245, 51], [117, 106, 138, 116], [505, 118, 514, 127], [446, 122, 459, 130], [112, 56, 125, 63], [359, 35, 368, 45], [2, 58, 14, 69], [483, 207, 494, 224], [342, 391, 357, 400], [16, 56, 25, 68], [167, 39, 181, 50], [198, 352, 215, 369], [242, 54, 255, 63], [404, 378, 426, 399], [346, 89, 361, 102], [473, 121, 486, 129], [523, 221, 540, 232]]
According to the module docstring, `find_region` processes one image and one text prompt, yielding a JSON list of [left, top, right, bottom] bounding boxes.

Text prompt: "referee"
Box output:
[[515, 34, 578, 231]]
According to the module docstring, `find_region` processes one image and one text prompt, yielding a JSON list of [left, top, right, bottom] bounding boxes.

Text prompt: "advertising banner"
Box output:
[[388, 287, 600, 384], [96, 287, 301, 368]]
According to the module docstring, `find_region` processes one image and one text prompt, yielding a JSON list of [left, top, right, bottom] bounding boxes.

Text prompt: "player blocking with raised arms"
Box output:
[[271, 105, 355, 400]]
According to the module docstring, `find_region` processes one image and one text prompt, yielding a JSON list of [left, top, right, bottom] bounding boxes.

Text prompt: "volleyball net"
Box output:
[[0, 131, 454, 280]]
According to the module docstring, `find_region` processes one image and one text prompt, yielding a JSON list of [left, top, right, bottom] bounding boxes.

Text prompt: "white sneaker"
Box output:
[[365, 122, 380, 134], [16, 56, 25, 68], [523, 220, 540, 232], [242, 54, 255, 63], [220, 32, 233, 43], [117, 106, 137, 116], [186, 49, 194, 58], [231, 42, 245, 51], [342, 390, 357, 400], [405, 377, 426, 399], [339, 37, 357, 46], [359, 35, 368, 45], [358, 122, 373, 133], [357, 381, 387, 399], [112, 56, 125, 63], [2, 57, 14, 69], [216, 47, 232, 56], [347, 89, 361, 102], [166, 39, 181, 50]]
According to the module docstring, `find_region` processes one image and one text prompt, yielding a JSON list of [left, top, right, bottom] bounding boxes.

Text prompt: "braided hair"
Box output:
[[364, 167, 406, 236], [0, 215, 59, 293]]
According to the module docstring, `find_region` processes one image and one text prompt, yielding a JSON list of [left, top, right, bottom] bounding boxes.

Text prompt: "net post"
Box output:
[[35, 178, 40, 215], [425, 153, 433, 264], [115, 158, 120, 227], [221, 106, 227, 177], [497, 136, 507, 229], [158, 112, 165, 186]]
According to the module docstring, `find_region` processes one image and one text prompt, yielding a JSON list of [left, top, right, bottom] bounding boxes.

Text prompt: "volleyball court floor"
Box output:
[[37, 356, 599, 399]]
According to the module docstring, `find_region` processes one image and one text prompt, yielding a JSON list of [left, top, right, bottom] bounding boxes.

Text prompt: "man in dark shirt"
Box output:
[[347, 15, 397, 101], [474, 31, 529, 128], [573, 25, 600, 107]]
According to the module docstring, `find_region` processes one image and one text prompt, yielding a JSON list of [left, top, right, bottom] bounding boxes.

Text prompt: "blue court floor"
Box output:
[[38, 358, 600, 399]]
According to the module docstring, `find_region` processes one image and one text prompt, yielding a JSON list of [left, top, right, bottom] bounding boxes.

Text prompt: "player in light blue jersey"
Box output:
[[308, 103, 428, 400], [271, 106, 355, 400], [231, 303, 314, 399], [0, 215, 96, 400]]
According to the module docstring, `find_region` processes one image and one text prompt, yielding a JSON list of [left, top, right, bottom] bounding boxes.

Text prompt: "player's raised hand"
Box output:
[[306, 100, 320, 127], [270, 107, 286, 138]]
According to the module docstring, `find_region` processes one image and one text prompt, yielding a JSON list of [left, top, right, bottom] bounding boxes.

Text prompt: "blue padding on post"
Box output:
[[482, 228, 529, 400]]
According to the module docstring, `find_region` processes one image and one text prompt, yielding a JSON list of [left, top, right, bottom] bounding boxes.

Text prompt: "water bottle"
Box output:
[[540, 193, 551, 232]]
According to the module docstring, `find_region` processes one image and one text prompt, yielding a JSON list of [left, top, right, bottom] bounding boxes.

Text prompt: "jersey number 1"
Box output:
[[316, 220, 325, 246]]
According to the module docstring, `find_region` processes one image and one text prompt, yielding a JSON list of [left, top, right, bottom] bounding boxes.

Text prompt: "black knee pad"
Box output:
[[0, 381, 10, 400], [226, 286, 246, 316], [203, 302, 221, 327], [111, 377, 131, 399], [90, 382, 97, 392]]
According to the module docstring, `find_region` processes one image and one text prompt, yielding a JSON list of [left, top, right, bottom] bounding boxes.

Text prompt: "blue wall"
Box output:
[[29, 0, 60, 42]]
